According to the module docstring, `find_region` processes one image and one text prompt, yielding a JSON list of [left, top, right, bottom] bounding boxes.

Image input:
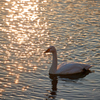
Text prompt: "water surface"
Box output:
[[0, 0, 100, 99]]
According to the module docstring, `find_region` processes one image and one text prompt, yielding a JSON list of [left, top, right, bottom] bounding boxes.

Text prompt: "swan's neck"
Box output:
[[49, 51, 57, 74]]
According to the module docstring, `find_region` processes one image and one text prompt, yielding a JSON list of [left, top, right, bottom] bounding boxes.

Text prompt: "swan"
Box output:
[[44, 46, 92, 75]]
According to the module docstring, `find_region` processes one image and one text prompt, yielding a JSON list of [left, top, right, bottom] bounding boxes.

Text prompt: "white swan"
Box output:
[[44, 46, 92, 75]]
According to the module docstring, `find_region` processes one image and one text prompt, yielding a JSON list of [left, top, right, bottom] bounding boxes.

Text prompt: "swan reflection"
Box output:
[[46, 70, 91, 100], [46, 75, 58, 100]]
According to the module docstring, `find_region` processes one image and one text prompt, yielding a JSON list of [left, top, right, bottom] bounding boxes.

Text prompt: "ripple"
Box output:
[[0, 0, 100, 99]]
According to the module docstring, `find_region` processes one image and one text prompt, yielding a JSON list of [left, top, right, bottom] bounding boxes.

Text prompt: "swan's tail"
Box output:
[[85, 65, 92, 70]]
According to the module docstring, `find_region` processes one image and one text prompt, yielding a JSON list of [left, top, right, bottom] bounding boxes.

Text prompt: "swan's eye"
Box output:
[[50, 48, 54, 52], [50, 48, 53, 51]]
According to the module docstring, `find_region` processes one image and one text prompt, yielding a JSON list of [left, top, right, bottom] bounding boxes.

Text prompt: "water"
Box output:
[[0, 0, 100, 99]]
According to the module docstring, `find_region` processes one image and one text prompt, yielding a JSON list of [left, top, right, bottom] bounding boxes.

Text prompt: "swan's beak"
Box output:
[[44, 48, 50, 53]]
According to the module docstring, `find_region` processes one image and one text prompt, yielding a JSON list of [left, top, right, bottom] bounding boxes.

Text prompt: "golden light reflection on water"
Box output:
[[0, 0, 50, 97], [15, 74, 19, 84], [2, 0, 49, 45], [0, 0, 50, 64], [22, 86, 29, 91]]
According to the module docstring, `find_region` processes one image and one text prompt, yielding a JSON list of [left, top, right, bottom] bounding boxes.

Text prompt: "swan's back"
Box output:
[[56, 62, 92, 74]]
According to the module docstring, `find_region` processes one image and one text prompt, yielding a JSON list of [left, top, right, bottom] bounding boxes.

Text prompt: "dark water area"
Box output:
[[0, 0, 100, 100]]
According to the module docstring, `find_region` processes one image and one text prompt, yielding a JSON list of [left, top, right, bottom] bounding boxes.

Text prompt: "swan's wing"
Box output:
[[56, 62, 92, 74], [56, 63, 82, 74], [57, 62, 68, 69], [57, 62, 78, 70]]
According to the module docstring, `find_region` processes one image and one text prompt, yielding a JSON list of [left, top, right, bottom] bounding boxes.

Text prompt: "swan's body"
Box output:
[[45, 46, 92, 75]]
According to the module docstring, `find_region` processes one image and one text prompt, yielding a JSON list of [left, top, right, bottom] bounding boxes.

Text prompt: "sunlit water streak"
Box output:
[[0, 0, 100, 99]]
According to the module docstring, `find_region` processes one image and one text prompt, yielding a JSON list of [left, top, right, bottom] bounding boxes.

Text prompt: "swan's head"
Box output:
[[44, 46, 56, 53]]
